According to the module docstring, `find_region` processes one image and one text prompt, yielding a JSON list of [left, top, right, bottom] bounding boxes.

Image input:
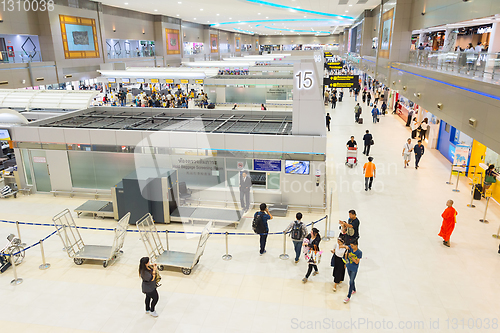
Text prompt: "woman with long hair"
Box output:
[[302, 228, 322, 283], [139, 257, 159, 317]]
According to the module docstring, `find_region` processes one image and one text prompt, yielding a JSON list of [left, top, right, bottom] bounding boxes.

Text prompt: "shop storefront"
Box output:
[[436, 121, 473, 164], [469, 141, 500, 201], [183, 42, 204, 56]]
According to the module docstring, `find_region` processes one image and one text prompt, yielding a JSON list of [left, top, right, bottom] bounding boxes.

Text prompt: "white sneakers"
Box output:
[[150, 311, 158, 317]]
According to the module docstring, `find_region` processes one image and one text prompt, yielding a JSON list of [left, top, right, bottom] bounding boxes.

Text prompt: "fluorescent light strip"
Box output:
[[213, 18, 340, 26], [233, 28, 255, 34], [263, 26, 331, 34], [244, 0, 353, 19]]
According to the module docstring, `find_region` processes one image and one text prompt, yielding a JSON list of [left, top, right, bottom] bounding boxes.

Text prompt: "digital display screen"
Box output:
[[0, 129, 11, 141], [285, 160, 310, 175], [122, 78, 130, 83], [136, 78, 145, 83], [108, 78, 116, 83]]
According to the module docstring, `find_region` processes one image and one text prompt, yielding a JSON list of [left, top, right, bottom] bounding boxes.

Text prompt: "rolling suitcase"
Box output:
[[358, 118, 363, 124], [473, 184, 482, 200]]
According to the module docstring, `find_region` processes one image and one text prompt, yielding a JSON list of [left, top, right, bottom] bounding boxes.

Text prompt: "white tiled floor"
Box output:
[[1, 90, 500, 332]]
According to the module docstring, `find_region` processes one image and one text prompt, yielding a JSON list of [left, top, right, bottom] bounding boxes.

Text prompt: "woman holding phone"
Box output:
[[139, 257, 159, 317]]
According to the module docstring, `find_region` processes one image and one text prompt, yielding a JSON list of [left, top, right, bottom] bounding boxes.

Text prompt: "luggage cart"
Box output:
[[346, 147, 358, 168], [137, 213, 212, 275], [52, 209, 130, 267]]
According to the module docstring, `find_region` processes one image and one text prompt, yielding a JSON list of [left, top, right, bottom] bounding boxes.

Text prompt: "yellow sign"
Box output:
[[195, 79, 204, 84], [151, 79, 159, 83], [180, 79, 189, 84], [165, 79, 174, 84]]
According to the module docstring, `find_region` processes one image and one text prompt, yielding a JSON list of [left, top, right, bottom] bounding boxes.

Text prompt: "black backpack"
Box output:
[[290, 221, 303, 240], [252, 212, 265, 234]]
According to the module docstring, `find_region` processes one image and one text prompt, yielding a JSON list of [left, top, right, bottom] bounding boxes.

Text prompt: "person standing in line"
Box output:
[[362, 130, 373, 156], [284, 212, 308, 263], [483, 164, 498, 195], [354, 103, 360, 123], [302, 228, 321, 283], [402, 138, 413, 168], [363, 156, 376, 191], [420, 118, 429, 141], [239, 171, 252, 212], [326, 113, 332, 131], [343, 240, 362, 304], [393, 99, 399, 114], [411, 117, 420, 139], [371, 104, 379, 124], [331, 237, 347, 292], [405, 110, 413, 127], [255, 203, 273, 255], [438, 200, 458, 247], [331, 94, 337, 109], [139, 257, 159, 317], [414, 140, 425, 169]]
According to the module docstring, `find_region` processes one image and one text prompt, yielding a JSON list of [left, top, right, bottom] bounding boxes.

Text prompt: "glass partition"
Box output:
[[20, 149, 32, 186]]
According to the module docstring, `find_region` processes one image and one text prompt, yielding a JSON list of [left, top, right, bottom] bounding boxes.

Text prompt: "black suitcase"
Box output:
[[358, 118, 363, 124], [207, 103, 215, 109], [473, 184, 482, 200]]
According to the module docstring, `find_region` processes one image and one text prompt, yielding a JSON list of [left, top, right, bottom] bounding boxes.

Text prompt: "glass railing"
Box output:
[[0, 51, 42, 64], [408, 50, 500, 79], [107, 50, 155, 59]]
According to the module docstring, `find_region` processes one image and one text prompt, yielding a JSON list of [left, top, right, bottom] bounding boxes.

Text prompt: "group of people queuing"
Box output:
[[324, 88, 344, 109], [281, 209, 362, 304], [131, 90, 209, 109]]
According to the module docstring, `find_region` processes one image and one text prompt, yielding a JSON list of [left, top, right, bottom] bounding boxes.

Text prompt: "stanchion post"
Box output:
[[165, 230, 170, 251], [222, 231, 232, 261], [467, 183, 476, 208], [39, 240, 50, 270], [452, 172, 460, 192], [446, 167, 454, 185], [480, 197, 490, 224], [9, 255, 23, 286], [323, 216, 330, 241], [492, 223, 500, 239], [279, 232, 289, 260], [15, 221, 26, 246]]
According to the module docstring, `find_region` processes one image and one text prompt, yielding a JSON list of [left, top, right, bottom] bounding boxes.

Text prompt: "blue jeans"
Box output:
[[372, 115, 377, 123], [259, 234, 268, 254], [354, 95, 358, 101], [347, 268, 357, 298], [292, 240, 302, 261]]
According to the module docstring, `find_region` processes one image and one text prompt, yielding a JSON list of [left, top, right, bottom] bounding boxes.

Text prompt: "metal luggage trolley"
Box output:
[[346, 147, 358, 168], [137, 213, 212, 275], [52, 209, 130, 267]]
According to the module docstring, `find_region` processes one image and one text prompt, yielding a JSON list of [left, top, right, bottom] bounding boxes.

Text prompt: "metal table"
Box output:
[[170, 207, 243, 228], [74, 200, 114, 218]]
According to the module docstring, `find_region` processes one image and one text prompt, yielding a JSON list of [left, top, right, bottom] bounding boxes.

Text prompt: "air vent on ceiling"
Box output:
[[338, 0, 349, 4], [357, 0, 368, 3], [36, 77, 44, 81]]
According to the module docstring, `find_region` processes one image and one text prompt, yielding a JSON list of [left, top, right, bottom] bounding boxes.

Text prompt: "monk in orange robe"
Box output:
[[438, 200, 457, 247]]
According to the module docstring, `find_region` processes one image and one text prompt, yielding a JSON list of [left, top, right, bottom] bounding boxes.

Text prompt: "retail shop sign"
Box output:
[[323, 75, 360, 89], [253, 159, 281, 172]]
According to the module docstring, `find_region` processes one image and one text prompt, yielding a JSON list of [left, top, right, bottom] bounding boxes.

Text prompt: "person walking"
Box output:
[[239, 171, 252, 211], [139, 257, 159, 317], [414, 140, 425, 169], [362, 90, 366, 104], [343, 240, 362, 304], [354, 103, 361, 123], [339, 210, 360, 245], [420, 118, 429, 141], [331, 94, 337, 109], [284, 212, 308, 263], [366, 92, 371, 106], [339, 90, 344, 102], [354, 87, 359, 102], [362, 130, 373, 156], [302, 228, 321, 283], [402, 138, 413, 168], [331, 237, 347, 292], [381, 101, 387, 116], [254, 203, 273, 255], [326, 113, 331, 131], [438, 200, 458, 247], [363, 156, 376, 191], [371, 104, 379, 124], [346, 136, 357, 149], [324, 90, 330, 106]]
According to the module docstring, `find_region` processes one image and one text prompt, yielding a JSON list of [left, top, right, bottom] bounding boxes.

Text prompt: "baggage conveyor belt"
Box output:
[[170, 207, 244, 228], [74, 200, 114, 219]]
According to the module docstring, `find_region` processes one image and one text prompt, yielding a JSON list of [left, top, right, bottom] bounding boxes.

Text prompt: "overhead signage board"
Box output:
[[122, 78, 130, 83], [165, 79, 174, 84], [180, 79, 189, 84], [253, 159, 282, 172], [108, 78, 116, 83], [151, 79, 159, 83], [323, 75, 360, 89], [136, 78, 145, 83], [195, 79, 204, 84], [324, 52, 333, 58], [326, 61, 343, 70]]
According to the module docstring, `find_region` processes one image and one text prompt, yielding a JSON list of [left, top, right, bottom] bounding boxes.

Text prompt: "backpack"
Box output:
[[290, 221, 304, 240], [252, 212, 265, 234]]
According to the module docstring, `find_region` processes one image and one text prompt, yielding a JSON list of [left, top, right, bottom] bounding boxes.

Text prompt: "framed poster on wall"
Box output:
[[166, 29, 180, 55], [59, 15, 99, 59], [235, 37, 240, 51], [210, 34, 218, 53], [379, 8, 394, 58]]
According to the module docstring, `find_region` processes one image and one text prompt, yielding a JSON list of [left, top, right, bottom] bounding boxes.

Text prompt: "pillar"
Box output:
[[485, 23, 500, 77], [418, 33, 427, 48], [442, 28, 458, 52]]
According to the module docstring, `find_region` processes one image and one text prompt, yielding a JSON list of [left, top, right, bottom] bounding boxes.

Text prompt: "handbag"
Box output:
[[305, 248, 322, 264], [485, 175, 497, 183], [154, 270, 162, 287], [370, 139, 374, 145]]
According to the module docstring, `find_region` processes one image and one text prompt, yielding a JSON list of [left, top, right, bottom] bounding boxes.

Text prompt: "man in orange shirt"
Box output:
[[363, 157, 376, 191], [438, 200, 458, 247]]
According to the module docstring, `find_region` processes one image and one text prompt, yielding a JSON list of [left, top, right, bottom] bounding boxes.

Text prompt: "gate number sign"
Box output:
[[295, 71, 314, 90]]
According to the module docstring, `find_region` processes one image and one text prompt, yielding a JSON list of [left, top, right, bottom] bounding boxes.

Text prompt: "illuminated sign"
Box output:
[[195, 79, 204, 84], [326, 61, 343, 69], [324, 52, 333, 57], [151, 79, 159, 83], [136, 78, 145, 83], [477, 27, 492, 34], [180, 79, 189, 84], [323, 75, 360, 88], [122, 78, 130, 83], [108, 78, 116, 83], [165, 79, 174, 84]]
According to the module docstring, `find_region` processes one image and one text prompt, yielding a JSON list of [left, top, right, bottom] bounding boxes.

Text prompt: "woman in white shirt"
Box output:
[[331, 237, 347, 292]]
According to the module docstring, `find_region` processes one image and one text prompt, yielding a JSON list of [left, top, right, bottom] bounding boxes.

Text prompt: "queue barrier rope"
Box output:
[[0, 230, 58, 257]]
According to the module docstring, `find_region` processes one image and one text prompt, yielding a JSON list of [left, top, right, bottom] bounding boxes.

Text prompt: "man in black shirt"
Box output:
[[362, 130, 373, 156], [346, 136, 357, 149], [414, 140, 425, 169], [326, 113, 331, 131], [340, 210, 360, 245]]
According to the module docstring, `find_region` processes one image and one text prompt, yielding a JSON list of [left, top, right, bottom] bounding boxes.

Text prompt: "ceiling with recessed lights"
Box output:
[[98, 0, 381, 35]]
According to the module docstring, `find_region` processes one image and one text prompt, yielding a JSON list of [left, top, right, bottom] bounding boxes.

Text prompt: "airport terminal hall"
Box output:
[[2, 0, 500, 332]]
